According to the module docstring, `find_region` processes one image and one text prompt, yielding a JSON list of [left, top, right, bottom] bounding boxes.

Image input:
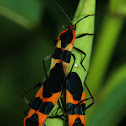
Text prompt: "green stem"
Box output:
[[87, 13, 125, 95], [0, 6, 34, 29], [87, 64, 126, 126]]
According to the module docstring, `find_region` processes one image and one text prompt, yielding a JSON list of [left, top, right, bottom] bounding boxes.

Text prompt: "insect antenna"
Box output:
[[51, 0, 72, 25], [75, 14, 95, 25]]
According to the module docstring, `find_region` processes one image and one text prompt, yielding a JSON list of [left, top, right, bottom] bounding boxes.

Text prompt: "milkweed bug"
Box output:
[[43, 0, 95, 76], [50, 72, 94, 126], [23, 0, 95, 125], [23, 63, 65, 126], [66, 72, 94, 126]]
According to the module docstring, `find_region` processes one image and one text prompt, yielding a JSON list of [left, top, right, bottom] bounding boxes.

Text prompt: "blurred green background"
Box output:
[[0, 0, 126, 126]]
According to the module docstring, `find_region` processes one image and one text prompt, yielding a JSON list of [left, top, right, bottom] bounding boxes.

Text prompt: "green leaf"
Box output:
[[87, 64, 126, 126], [0, 0, 42, 29], [87, 4, 125, 95], [110, 0, 126, 16]]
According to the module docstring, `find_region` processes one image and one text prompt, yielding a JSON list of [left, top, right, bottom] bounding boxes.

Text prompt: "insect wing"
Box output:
[[24, 63, 65, 126], [66, 72, 86, 126]]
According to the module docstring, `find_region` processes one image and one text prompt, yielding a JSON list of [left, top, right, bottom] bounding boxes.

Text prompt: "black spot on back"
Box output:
[[31, 97, 42, 111], [67, 72, 83, 101], [62, 50, 71, 63], [67, 103, 85, 115], [39, 102, 54, 114], [43, 63, 65, 98], [26, 113, 38, 126], [53, 48, 62, 59], [73, 118, 84, 126], [60, 29, 73, 48]]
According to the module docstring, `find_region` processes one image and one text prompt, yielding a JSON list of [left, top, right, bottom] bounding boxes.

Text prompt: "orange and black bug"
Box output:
[[23, 62, 65, 126], [66, 72, 94, 126], [50, 71, 94, 126], [49, 0, 94, 75], [66, 72, 87, 126], [23, 0, 95, 125]]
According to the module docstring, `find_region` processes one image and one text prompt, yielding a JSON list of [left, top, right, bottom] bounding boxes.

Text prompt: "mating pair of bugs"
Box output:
[[23, 0, 95, 126]]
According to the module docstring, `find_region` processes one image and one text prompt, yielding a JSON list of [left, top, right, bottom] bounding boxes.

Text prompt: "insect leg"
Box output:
[[76, 33, 94, 39], [84, 81, 94, 110], [75, 14, 95, 25], [43, 55, 52, 79], [57, 97, 91, 119], [49, 99, 67, 121], [23, 54, 52, 106], [23, 82, 42, 107], [73, 47, 86, 71]]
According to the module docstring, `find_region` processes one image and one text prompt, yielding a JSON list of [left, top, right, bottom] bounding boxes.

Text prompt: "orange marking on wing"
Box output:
[[50, 58, 61, 70], [67, 89, 86, 105], [37, 111, 48, 125], [79, 115, 85, 125], [62, 61, 69, 75], [81, 91, 86, 104], [63, 43, 73, 52], [56, 40, 61, 48], [43, 92, 61, 105], [24, 109, 49, 126], [26, 108, 36, 118], [68, 115, 78, 126], [68, 115, 85, 126], [66, 90, 78, 104], [35, 86, 43, 100], [24, 108, 36, 126], [23, 117, 27, 126], [67, 89, 86, 126]]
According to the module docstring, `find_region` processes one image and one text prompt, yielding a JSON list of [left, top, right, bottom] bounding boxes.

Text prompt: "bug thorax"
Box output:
[[60, 25, 76, 48]]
